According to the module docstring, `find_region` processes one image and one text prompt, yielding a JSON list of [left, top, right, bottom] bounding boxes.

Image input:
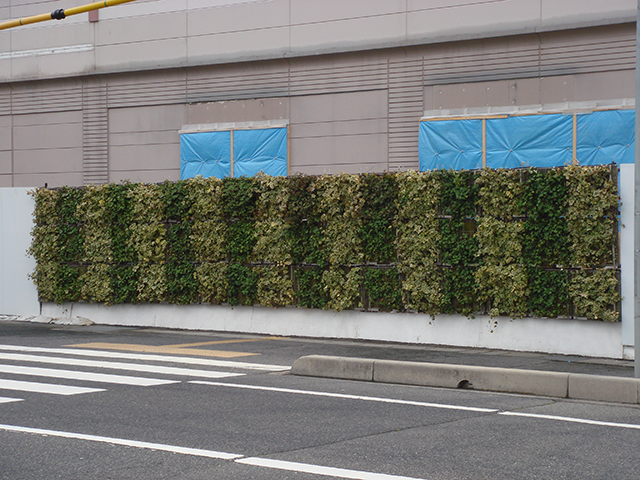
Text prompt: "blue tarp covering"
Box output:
[[180, 131, 231, 179], [485, 114, 573, 168], [576, 109, 635, 165], [180, 127, 287, 179], [419, 120, 483, 171], [234, 127, 288, 177]]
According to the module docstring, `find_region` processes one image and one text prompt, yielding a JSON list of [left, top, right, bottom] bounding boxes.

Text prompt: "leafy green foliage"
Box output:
[[364, 267, 403, 311], [27, 166, 620, 321], [295, 267, 328, 309], [226, 262, 257, 306]]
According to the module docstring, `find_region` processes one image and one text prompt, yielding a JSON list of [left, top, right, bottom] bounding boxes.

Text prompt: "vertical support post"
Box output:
[[482, 118, 487, 168], [634, 0, 640, 376], [572, 114, 577, 165], [287, 124, 291, 176], [230, 129, 238, 178]]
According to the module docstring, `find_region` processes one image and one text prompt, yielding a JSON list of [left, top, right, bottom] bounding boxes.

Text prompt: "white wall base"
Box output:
[[42, 302, 625, 359]]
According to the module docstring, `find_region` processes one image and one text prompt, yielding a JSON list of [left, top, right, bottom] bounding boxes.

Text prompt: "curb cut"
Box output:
[[291, 355, 640, 404]]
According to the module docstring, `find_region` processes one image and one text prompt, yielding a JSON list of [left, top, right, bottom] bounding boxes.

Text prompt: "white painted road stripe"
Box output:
[[0, 424, 241, 460], [499, 411, 640, 430], [0, 344, 289, 371], [0, 379, 105, 396], [237, 457, 428, 480], [0, 396, 23, 404], [0, 364, 179, 387], [189, 381, 498, 413], [0, 424, 429, 480], [0, 353, 244, 379]]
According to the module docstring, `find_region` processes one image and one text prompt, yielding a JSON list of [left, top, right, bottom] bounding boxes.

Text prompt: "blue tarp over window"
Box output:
[[419, 120, 483, 171], [576, 109, 635, 165], [419, 109, 635, 171], [180, 127, 288, 179], [234, 127, 288, 177], [485, 114, 573, 169], [180, 131, 231, 179]]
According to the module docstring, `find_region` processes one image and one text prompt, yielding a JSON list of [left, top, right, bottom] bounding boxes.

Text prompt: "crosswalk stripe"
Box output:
[[0, 344, 289, 371], [0, 379, 105, 396], [0, 396, 23, 404], [0, 364, 179, 387], [0, 352, 244, 379]]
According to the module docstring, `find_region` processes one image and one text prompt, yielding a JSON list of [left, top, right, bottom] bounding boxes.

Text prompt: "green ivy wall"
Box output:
[[29, 166, 621, 321]]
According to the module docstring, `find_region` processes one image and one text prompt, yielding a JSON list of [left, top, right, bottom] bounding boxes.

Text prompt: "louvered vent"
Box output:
[[388, 58, 423, 172], [82, 83, 109, 185]]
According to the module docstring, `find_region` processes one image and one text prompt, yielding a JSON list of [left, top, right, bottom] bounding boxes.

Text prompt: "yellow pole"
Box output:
[[0, 0, 138, 31]]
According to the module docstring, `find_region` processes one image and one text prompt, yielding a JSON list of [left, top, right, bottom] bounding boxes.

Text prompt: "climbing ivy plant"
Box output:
[[28, 165, 620, 321]]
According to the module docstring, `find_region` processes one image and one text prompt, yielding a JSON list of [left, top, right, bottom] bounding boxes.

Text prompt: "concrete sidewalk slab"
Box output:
[[291, 355, 640, 404]]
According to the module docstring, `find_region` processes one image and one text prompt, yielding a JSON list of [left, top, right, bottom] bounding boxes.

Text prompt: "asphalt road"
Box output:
[[0, 320, 639, 479]]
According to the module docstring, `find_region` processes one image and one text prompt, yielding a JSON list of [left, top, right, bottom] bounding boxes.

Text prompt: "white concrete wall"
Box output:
[[0, 0, 635, 82], [5, 183, 631, 359], [0, 188, 39, 316], [42, 302, 624, 359]]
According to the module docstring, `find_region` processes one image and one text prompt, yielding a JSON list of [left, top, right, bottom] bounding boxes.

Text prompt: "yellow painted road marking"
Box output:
[[66, 343, 260, 358], [165, 337, 286, 349]]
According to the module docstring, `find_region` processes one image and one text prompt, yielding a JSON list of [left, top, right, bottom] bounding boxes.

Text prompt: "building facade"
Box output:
[[0, 0, 636, 187]]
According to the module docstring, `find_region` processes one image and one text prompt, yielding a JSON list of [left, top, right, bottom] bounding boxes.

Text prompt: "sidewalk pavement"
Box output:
[[289, 343, 640, 405]]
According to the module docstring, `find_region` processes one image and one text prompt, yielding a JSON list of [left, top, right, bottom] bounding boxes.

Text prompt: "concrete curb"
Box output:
[[291, 355, 640, 404]]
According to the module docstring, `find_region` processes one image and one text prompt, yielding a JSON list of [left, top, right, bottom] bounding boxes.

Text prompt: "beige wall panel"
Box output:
[[187, 28, 289, 63], [13, 173, 83, 188], [14, 148, 82, 174], [100, 0, 185, 20], [0, 152, 11, 175], [97, 12, 187, 46], [291, 14, 406, 51], [541, 0, 635, 25], [110, 144, 180, 172], [290, 134, 388, 170], [573, 70, 635, 101], [187, 98, 289, 125], [96, 38, 187, 71], [188, 0, 289, 36], [14, 123, 81, 151], [110, 131, 179, 148], [13, 111, 81, 127], [109, 104, 186, 133], [291, 162, 390, 176], [406, 0, 540, 41], [291, 119, 388, 139], [0, 126, 11, 151], [432, 80, 511, 109], [0, 175, 12, 188], [8, 51, 95, 81], [509, 78, 542, 106], [540, 75, 575, 103], [11, 23, 94, 51], [0, 61, 9, 81], [423, 86, 435, 111], [109, 169, 180, 184], [291, 0, 405, 24], [290, 90, 388, 124]]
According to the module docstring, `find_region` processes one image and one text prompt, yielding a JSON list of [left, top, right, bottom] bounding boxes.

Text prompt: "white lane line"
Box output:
[[0, 423, 428, 479], [0, 364, 179, 387], [0, 424, 241, 460], [189, 381, 498, 413], [237, 457, 428, 480], [0, 344, 288, 371], [0, 353, 244, 380], [499, 411, 640, 430], [0, 396, 23, 404], [0, 379, 105, 396]]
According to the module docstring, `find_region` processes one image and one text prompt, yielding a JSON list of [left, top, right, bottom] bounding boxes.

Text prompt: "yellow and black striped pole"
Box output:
[[0, 0, 138, 31]]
